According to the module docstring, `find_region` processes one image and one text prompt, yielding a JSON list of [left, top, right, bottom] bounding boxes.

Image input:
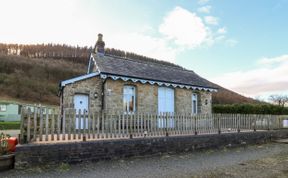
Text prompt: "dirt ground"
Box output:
[[1, 142, 288, 178], [191, 147, 288, 178]]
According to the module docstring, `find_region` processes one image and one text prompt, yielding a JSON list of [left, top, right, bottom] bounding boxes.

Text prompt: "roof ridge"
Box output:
[[104, 53, 195, 73]]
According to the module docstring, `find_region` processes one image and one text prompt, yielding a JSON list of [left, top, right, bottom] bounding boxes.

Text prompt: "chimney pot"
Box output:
[[94, 33, 105, 55]]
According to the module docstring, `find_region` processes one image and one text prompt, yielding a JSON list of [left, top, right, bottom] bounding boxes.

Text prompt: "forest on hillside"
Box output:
[[0, 43, 258, 105], [0, 43, 179, 68]]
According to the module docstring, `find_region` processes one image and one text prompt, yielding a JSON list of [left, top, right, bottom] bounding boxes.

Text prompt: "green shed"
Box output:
[[0, 102, 21, 121]]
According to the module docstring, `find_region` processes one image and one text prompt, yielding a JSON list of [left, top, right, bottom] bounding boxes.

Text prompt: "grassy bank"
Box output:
[[0, 121, 20, 130]]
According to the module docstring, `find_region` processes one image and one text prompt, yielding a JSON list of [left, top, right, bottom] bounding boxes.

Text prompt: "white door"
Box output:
[[74, 94, 89, 129], [158, 87, 174, 128]]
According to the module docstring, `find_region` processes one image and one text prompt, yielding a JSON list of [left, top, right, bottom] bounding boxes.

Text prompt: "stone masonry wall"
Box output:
[[104, 79, 158, 113], [15, 129, 288, 168], [62, 77, 212, 114], [175, 88, 192, 113], [199, 92, 212, 114], [62, 77, 103, 113], [104, 79, 212, 114]]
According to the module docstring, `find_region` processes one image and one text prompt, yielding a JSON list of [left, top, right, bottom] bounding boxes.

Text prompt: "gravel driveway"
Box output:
[[1, 142, 288, 178]]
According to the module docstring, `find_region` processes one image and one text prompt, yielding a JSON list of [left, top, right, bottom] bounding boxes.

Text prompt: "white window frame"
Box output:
[[192, 93, 198, 114], [0, 104, 7, 112], [123, 85, 136, 113]]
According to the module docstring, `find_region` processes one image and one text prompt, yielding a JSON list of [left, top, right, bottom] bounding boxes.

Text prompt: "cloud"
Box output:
[[198, 0, 210, 5], [159, 6, 211, 49], [106, 33, 178, 63], [258, 55, 288, 65], [217, 27, 227, 34], [211, 55, 288, 97], [197, 6, 212, 13], [204, 16, 219, 25]]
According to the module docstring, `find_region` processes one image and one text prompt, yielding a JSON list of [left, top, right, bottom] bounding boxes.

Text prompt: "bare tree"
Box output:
[[269, 95, 288, 107]]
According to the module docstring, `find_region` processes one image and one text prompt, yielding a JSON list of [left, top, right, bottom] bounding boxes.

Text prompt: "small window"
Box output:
[[192, 93, 198, 114], [0, 104, 7, 112], [123, 86, 136, 113]]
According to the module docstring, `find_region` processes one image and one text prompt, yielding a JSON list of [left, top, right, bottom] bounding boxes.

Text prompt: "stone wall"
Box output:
[[199, 92, 212, 114], [103, 78, 212, 114], [175, 88, 192, 113], [62, 77, 212, 114], [62, 77, 103, 113], [104, 79, 158, 113], [15, 129, 288, 168]]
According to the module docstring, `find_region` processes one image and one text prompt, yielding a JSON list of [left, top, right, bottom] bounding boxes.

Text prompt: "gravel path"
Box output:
[[1, 143, 288, 178]]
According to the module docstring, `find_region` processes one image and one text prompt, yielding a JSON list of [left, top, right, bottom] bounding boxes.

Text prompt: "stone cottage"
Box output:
[[59, 34, 217, 115]]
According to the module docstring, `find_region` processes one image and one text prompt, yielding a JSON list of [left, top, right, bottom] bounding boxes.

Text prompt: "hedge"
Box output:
[[0, 121, 21, 130], [213, 104, 288, 115]]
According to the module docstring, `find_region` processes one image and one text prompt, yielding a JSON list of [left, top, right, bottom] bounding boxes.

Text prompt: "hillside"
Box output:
[[0, 44, 259, 105], [0, 54, 86, 105], [212, 85, 259, 104]]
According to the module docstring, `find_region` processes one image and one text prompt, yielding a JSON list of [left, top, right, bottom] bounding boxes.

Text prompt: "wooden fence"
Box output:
[[19, 107, 287, 144]]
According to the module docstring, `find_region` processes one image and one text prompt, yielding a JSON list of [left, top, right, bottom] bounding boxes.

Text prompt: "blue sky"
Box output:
[[1, 0, 288, 100]]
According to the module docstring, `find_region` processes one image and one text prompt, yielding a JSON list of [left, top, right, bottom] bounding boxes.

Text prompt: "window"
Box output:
[[192, 93, 198, 114], [0, 104, 7, 112], [123, 86, 136, 113]]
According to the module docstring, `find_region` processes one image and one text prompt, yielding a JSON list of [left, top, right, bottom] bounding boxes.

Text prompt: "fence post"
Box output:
[[45, 108, 49, 141], [278, 116, 281, 129], [165, 112, 169, 137], [39, 106, 43, 141], [129, 113, 133, 139], [253, 115, 256, 132], [62, 109, 66, 141], [217, 114, 221, 134], [33, 105, 38, 142], [27, 108, 31, 143], [51, 108, 55, 141], [237, 114, 240, 133], [267, 115, 270, 131], [194, 115, 198, 135]]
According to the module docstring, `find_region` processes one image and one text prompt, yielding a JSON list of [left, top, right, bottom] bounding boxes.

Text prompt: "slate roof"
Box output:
[[92, 53, 217, 90]]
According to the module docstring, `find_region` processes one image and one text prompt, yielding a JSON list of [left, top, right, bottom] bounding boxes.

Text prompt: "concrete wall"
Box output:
[[15, 129, 288, 168], [62, 77, 212, 114]]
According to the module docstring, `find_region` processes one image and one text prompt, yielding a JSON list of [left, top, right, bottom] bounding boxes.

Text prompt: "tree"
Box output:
[[269, 95, 288, 107]]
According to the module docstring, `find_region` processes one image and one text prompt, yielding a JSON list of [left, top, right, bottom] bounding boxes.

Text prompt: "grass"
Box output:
[[0, 121, 20, 130]]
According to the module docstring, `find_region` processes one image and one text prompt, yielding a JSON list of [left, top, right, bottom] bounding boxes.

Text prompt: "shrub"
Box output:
[[213, 104, 288, 115]]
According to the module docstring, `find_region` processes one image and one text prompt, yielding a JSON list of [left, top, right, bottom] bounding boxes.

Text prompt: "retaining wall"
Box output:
[[15, 129, 288, 168]]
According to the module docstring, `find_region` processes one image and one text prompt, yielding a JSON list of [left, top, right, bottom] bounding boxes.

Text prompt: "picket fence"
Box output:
[[19, 107, 286, 144]]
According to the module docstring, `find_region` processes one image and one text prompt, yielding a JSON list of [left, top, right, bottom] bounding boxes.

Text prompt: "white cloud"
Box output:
[[225, 39, 238, 47], [197, 6, 212, 13], [204, 16, 219, 25], [0, 0, 179, 63], [217, 27, 227, 34], [212, 55, 288, 98], [0, 1, 232, 63], [198, 0, 210, 5], [258, 55, 288, 65], [106, 33, 178, 63], [159, 6, 211, 49]]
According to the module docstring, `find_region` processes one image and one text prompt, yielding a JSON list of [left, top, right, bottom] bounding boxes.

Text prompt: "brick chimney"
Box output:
[[94, 33, 105, 55]]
